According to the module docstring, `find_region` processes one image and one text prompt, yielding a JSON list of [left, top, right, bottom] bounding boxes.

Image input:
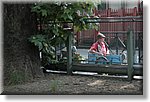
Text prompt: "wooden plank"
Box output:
[[66, 30, 73, 75], [133, 65, 143, 76], [84, 19, 143, 23], [44, 63, 143, 76], [127, 30, 134, 80], [100, 31, 143, 34], [72, 64, 142, 76], [72, 64, 127, 75]]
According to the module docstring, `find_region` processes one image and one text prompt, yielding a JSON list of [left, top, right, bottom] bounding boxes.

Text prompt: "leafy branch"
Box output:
[[29, 1, 100, 65]]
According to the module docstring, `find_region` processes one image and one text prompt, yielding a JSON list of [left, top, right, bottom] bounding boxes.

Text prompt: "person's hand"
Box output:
[[89, 50, 103, 56], [97, 52, 103, 56]]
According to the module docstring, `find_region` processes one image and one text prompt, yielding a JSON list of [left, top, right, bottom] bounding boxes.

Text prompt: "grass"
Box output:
[[8, 70, 25, 85]]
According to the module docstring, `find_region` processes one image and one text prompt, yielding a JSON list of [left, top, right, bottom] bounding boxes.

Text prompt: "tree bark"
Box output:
[[4, 4, 44, 86]]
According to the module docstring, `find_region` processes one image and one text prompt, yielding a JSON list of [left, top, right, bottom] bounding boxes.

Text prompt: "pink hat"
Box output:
[[97, 32, 105, 38]]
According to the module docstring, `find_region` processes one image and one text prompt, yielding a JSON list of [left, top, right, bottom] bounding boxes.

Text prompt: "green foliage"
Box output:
[[29, 34, 46, 51], [28, 34, 56, 65], [29, 34, 55, 53], [97, 1, 106, 10], [50, 80, 58, 93], [8, 70, 25, 85], [73, 53, 85, 63], [31, 1, 99, 32], [29, 1, 100, 65]]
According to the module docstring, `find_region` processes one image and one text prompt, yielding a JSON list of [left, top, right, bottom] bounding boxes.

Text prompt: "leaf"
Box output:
[[34, 40, 40, 46], [41, 9, 47, 17], [68, 15, 73, 21], [43, 42, 48, 47], [31, 5, 41, 13], [38, 42, 43, 50]]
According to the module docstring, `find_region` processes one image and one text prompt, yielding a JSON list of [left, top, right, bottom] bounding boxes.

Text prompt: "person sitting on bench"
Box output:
[[89, 32, 109, 56]]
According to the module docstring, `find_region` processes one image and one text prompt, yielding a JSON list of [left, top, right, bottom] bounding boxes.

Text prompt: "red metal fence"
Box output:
[[94, 7, 143, 17], [76, 7, 143, 48]]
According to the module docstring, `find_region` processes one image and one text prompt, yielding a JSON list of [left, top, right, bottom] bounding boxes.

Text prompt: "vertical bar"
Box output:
[[76, 31, 79, 47], [138, 33, 141, 63], [116, 33, 119, 55], [67, 31, 73, 75], [133, 18, 136, 63], [94, 29, 96, 42], [127, 30, 134, 81]]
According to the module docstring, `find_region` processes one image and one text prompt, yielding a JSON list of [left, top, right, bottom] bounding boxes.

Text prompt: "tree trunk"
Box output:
[[4, 4, 44, 86]]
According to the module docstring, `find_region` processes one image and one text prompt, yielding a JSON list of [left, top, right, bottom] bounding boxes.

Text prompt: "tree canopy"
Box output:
[[29, 1, 100, 65]]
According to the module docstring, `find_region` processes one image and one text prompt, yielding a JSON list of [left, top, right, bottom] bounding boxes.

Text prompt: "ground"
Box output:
[[2, 48, 143, 95], [2, 73, 143, 95]]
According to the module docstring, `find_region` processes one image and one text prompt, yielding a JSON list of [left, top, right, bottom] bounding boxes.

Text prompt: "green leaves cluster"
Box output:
[[29, 34, 55, 53], [29, 34, 56, 65], [29, 1, 100, 65], [9, 70, 25, 85], [31, 1, 98, 32]]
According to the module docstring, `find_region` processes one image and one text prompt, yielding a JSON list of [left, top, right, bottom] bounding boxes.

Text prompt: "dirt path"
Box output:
[[2, 73, 143, 95]]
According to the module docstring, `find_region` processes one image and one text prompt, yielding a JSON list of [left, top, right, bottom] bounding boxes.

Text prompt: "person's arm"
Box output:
[[90, 50, 103, 56], [89, 49, 99, 54], [89, 45, 103, 56], [89, 43, 97, 53]]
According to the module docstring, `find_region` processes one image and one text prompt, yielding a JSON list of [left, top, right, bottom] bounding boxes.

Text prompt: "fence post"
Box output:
[[107, 8, 111, 17], [67, 30, 73, 75], [116, 33, 119, 55], [127, 30, 134, 81], [76, 31, 79, 46], [133, 7, 137, 16]]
